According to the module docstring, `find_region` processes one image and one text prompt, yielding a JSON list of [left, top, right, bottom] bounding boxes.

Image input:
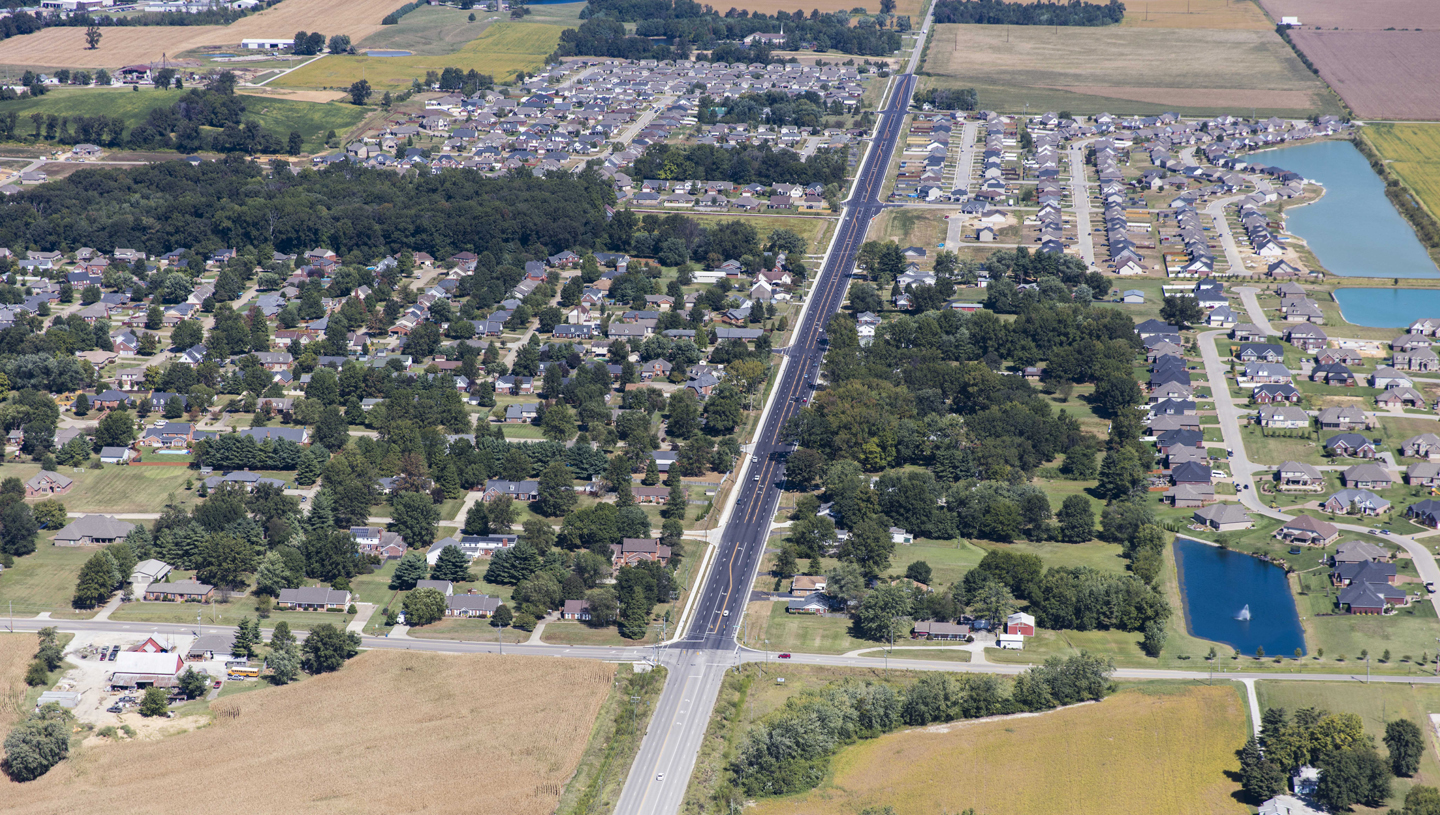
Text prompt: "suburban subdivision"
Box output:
[[3, 0, 1440, 813]]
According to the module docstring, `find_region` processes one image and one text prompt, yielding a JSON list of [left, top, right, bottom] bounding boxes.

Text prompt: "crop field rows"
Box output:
[[1288, 30, 1440, 120], [1366, 123, 1440, 218]]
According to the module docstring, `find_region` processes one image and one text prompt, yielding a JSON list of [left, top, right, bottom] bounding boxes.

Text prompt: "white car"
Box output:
[[1211, 470, 1227, 479], [656, 773, 665, 781]]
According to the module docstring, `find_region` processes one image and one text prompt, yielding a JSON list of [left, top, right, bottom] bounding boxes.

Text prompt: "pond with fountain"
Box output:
[[1173, 537, 1306, 657]]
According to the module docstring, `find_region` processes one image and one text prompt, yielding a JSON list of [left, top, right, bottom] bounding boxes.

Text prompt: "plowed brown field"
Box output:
[[1259, 0, 1440, 30], [1289, 30, 1440, 120]]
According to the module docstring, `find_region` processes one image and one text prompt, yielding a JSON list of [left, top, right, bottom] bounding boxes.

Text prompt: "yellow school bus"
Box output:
[[227, 666, 261, 679]]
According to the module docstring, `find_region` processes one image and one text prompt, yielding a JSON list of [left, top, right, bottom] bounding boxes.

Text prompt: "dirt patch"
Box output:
[[1049, 86, 1321, 110], [1259, 0, 1440, 31], [239, 88, 347, 103], [80, 713, 209, 749], [1289, 30, 1440, 120]]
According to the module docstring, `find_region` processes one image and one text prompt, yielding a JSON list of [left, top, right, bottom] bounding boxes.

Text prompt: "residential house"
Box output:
[[25, 470, 73, 498], [1274, 515, 1340, 545], [1377, 386, 1429, 409], [1236, 343, 1285, 363], [790, 575, 826, 597], [1321, 489, 1391, 516], [1402, 433, 1440, 460], [1192, 503, 1254, 531], [446, 594, 502, 618], [610, 538, 672, 571], [53, 515, 136, 546], [1276, 461, 1324, 492], [1324, 433, 1376, 458], [1317, 406, 1371, 431], [1341, 462, 1393, 490], [561, 599, 592, 621], [1408, 498, 1440, 528], [143, 580, 214, 603], [1408, 461, 1440, 487], [1256, 404, 1309, 429], [276, 586, 351, 611], [481, 479, 539, 502]]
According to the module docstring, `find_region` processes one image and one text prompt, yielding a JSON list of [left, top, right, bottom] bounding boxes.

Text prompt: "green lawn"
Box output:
[[0, 87, 367, 153], [1240, 425, 1328, 466], [884, 647, 972, 662], [540, 619, 662, 646], [888, 539, 987, 589], [10, 462, 201, 515], [402, 617, 530, 643], [0, 541, 97, 619], [107, 601, 354, 632]]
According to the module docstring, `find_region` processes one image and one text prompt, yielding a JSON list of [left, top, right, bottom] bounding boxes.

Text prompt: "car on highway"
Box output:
[[1428, 582, 1436, 594], [778, 653, 791, 659], [723, 610, 729, 617], [656, 773, 665, 781]]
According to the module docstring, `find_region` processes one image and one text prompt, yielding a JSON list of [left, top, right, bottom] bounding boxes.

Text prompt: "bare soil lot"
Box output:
[[923, 25, 1338, 116], [1288, 30, 1440, 120], [1259, 0, 1440, 30], [1, 650, 615, 815], [0, 0, 402, 69]]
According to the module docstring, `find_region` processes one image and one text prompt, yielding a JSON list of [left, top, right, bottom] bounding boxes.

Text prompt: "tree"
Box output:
[[491, 603, 513, 627], [403, 587, 447, 627], [1237, 735, 1287, 802], [72, 392, 89, 417], [430, 545, 473, 583], [3, 704, 72, 781], [905, 560, 932, 585], [177, 667, 209, 699], [663, 479, 687, 520], [534, 460, 577, 517], [1386, 719, 1425, 777], [195, 533, 257, 591], [1092, 373, 1142, 417], [301, 623, 360, 674], [1141, 619, 1167, 657], [390, 492, 439, 549], [541, 402, 577, 442], [389, 551, 429, 590], [268, 640, 301, 684], [72, 550, 117, 609], [232, 617, 261, 658], [585, 586, 619, 626], [855, 583, 913, 641], [94, 408, 137, 449], [1317, 745, 1392, 812], [295, 447, 321, 486], [84, 24, 101, 49], [287, 130, 304, 155], [1159, 295, 1204, 329], [463, 501, 490, 535], [139, 686, 169, 717], [328, 34, 352, 53], [1398, 786, 1440, 815], [1056, 494, 1095, 543], [1096, 446, 1145, 501]]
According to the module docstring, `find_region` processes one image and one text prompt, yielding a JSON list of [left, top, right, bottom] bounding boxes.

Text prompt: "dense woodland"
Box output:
[[630, 143, 849, 187], [0, 159, 615, 261], [933, 0, 1125, 25]]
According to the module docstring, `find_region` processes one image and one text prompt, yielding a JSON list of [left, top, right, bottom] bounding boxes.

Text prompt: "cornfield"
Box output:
[[1, 650, 616, 814]]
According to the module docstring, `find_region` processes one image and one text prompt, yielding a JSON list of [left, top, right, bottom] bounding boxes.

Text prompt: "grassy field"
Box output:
[[654, 212, 839, 257], [1257, 681, 1440, 810], [403, 617, 533, 644], [355, 5, 497, 56], [0, 633, 38, 730], [0, 0, 403, 68], [0, 87, 365, 153], [921, 25, 1339, 117], [9, 462, 200, 515], [1367, 123, 1440, 221], [106, 601, 357, 632], [749, 684, 1248, 815], [278, 22, 566, 90], [0, 542, 99, 619], [1, 650, 614, 815], [867, 207, 948, 252], [749, 600, 878, 654], [542, 619, 663, 646], [1120, 0, 1271, 28]]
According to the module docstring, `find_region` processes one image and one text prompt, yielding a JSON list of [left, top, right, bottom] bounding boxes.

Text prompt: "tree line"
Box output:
[[912, 87, 979, 111], [629, 143, 849, 187], [933, 0, 1125, 26], [725, 654, 1112, 800]]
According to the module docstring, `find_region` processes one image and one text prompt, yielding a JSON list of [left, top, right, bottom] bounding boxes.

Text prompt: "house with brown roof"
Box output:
[[1274, 515, 1340, 546], [610, 538, 671, 571], [144, 580, 214, 603], [25, 470, 73, 498]]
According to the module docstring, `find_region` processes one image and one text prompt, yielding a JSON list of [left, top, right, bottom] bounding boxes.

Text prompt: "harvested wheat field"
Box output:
[[1289, 31, 1440, 120], [750, 685, 1248, 815], [1, 650, 616, 815], [0, 0, 401, 69], [0, 633, 38, 731], [923, 25, 1336, 116], [995, 0, 1270, 27], [1259, 0, 1440, 30]]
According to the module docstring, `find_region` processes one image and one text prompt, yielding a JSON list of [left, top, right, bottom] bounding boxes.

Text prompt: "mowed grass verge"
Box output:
[[277, 23, 565, 90], [748, 684, 1248, 815], [1366, 123, 1440, 220], [921, 25, 1339, 117], [1, 650, 615, 815], [0, 87, 367, 152]]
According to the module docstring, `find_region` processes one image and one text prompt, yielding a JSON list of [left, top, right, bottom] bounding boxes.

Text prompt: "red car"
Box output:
[[778, 653, 792, 659]]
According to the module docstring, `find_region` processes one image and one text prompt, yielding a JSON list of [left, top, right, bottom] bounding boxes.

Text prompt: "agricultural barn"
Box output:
[[241, 38, 291, 49]]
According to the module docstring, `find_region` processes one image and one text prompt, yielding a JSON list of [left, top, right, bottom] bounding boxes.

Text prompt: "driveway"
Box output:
[[1232, 286, 1279, 336]]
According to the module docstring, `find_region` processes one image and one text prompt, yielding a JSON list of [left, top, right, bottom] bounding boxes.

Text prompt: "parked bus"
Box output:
[[226, 665, 261, 679]]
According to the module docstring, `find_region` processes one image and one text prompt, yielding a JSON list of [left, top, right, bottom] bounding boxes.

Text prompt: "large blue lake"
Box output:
[[1260, 140, 1440, 279], [1173, 537, 1306, 657], [1334, 287, 1440, 327]]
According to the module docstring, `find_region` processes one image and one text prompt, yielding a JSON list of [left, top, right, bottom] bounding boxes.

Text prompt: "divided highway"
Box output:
[[610, 67, 921, 815]]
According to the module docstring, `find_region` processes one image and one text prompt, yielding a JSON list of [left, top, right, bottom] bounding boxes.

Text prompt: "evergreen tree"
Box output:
[[437, 461, 462, 499], [663, 480, 687, 520], [72, 392, 90, 417], [294, 448, 321, 486], [1056, 494, 1095, 543], [306, 489, 336, 534], [642, 456, 660, 486], [389, 551, 429, 590], [72, 550, 117, 609], [1237, 736, 1287, 802], [254, 550, 298, 597], [484, 540, 543, 584], [430, 545, 473, 583]]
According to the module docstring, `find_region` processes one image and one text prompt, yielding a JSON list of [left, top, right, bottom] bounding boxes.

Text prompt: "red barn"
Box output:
[[1005, 612, 1036, 636]]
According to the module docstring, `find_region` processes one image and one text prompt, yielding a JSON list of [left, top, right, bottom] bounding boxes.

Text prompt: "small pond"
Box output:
[[1334, 287, 1440, 328], [365, 50, 413, 57], [1173, 537, 1306, 657]]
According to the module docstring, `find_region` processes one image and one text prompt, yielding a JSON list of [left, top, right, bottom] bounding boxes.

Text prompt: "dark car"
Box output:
[[107, 705, 123, 713]]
